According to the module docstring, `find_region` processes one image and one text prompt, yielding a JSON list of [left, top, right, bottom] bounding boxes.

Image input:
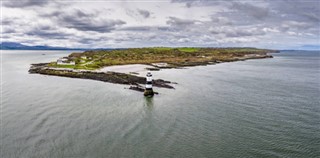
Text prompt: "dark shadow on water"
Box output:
[[143, 97, 156, 127], [144, 97, 154, 111]]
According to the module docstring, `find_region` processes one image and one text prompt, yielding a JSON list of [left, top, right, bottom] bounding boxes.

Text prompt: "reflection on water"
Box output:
[[144, 97, 154, 109]]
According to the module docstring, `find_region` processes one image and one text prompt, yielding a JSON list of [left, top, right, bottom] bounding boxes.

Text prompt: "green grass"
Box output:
[[152, 47, 199, 52], [48, 47, 275, 70], [52, 64, 75, 69], [177, 47, 200, 52], [152, 47, 173, 51]]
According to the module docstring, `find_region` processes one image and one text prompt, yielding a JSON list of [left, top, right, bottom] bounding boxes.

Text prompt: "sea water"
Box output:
[[1, 50, 319, 157]]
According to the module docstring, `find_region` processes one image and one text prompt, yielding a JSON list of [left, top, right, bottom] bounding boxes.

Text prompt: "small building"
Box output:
[[57, 57, 75, 65], [81, 56, 87, 60]]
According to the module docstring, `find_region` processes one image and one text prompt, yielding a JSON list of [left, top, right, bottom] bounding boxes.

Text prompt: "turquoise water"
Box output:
[[1, 50, 319, 158]]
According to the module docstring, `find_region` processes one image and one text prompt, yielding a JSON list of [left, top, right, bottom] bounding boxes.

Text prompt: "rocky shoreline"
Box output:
[[29, 63, 174, 92], [28, 53, 274, 93], [144, 53, 274, 68]]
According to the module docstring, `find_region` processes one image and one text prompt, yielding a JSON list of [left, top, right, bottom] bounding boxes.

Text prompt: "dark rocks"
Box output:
[[144, 89, 154, 97], [129, 86, 144, 92], [29, 64, 175, 90], [145, 67, 160, 71], [128, 86, 159, 95], [129, 72, 139, 75]]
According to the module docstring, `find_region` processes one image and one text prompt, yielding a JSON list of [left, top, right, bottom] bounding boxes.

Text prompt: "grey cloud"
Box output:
[[171, 0, 227, 8], [137, 9, 151, 18], [25, 24, 71, 39], [282, 21, 312, 30], [125, 9, 152, 20], [231, 2, 269, 20], [210, 17, 233, 25], [302, 13, 320, 23], [157, 26, 172, 31], [1, 17, 15, 25], [120, 26, 152, 31], [225, 29, 264, 38], [2, 27, 16, 34], [73, 20, 126, 33], [43, 9, 126, 33], [112, 33, 157, 43], [2, 0, 319, 49], [1, 35, 11, 39], [210, 27, 265, 37], [167, 17, 196, 26], [40, 10, 62, 18], [77, 37, 106, 44], [26, 31, 69, 39], [174, 0, 318, 28], [269, 1, 320, 23], [3, 0, 50, 8], [120, 26, 174, 32]]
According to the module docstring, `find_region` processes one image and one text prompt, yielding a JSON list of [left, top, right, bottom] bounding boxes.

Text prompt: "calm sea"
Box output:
[[1, 50, 319, 158]]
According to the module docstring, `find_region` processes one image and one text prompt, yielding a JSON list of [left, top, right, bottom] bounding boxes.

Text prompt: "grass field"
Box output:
[[49, 47, 276, 70]]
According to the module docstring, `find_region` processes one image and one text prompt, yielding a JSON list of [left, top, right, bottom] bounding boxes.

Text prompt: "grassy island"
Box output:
[[30, 47, 277, 93], [48, 47, 277, 70]]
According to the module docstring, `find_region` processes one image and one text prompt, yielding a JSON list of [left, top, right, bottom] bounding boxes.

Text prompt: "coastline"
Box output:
[[29, 51, 275, 93]]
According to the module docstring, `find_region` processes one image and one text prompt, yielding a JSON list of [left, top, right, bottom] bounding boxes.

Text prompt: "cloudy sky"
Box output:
[[1, 0, 319, 49]]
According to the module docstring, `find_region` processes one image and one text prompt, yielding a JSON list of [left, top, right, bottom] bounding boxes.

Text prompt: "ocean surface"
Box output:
[[1, 50, 319, 158]]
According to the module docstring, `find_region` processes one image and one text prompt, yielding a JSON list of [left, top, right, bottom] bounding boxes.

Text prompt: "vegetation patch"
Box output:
[[48, 47, 278, 70]]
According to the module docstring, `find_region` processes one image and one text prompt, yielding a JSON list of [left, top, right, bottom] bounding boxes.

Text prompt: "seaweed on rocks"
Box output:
[[29, 63, 175, 89]]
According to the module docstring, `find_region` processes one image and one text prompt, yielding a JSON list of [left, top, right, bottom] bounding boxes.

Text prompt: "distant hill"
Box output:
[[0, 42, 85, 50]]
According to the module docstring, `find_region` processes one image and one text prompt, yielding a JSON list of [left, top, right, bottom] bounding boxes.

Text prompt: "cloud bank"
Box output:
[[1, 0, 319, 49]]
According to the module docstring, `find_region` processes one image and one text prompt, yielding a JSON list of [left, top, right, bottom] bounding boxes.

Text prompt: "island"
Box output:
[[29, 47, 278, 93]]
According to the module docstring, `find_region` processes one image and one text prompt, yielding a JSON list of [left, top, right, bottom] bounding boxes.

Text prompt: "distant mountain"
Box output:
[[0, 42, 85, 50], [300, 45, 320, 50]]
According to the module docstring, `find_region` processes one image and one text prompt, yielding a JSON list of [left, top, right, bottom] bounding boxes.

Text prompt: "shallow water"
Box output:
[[1, 50, 319, 158]]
